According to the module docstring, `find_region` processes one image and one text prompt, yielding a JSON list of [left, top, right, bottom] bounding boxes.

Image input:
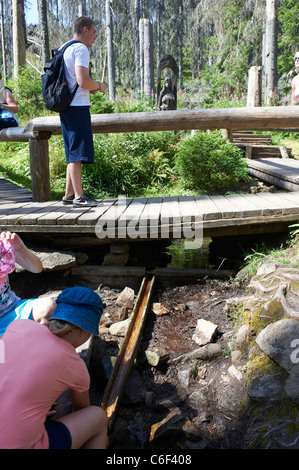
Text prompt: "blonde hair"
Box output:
[[47, 319, 79, 338]]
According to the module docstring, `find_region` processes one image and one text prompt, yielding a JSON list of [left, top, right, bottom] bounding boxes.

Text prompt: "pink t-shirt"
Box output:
[[0, 319, 90, 449]]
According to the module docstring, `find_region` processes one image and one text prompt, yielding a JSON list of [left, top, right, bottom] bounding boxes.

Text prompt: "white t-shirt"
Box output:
[[62, 41, 91, 106]]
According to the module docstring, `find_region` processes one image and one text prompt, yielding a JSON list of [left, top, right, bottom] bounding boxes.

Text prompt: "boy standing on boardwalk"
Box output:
[[60, 16, 106, 208]]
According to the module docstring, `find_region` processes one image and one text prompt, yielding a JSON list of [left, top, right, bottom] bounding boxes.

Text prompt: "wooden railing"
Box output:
[[1, 106, 299, 202]]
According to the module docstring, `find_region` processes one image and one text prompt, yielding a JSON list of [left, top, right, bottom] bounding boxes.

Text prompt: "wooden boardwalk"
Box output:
[[247, 158, 299, 192], [1, 177, 299, 240]]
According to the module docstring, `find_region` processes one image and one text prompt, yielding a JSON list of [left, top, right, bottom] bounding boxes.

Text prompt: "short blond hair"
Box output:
[[47, 319, 79, 338]]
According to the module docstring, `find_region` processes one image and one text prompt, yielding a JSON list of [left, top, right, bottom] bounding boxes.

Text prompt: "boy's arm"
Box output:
[[75, 65, 106, 93], [0, 232, 42, 273]]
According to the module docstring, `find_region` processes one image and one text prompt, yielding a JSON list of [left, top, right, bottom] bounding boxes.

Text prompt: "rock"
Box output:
[[177, 363, 197, 388], [256, 318, 299, 375], [228, 365, 243, 382], [284, 371, 299, 404], [15, 250, 77, 272], [247, 372, 286, 401], [216, 382, 247, 419], [185, 301, 201, 313], [231, 350, 242, 363], [235, 324, 250, 348], [192, 319, 218, 346], [145, 347, 168, 367], [188, 389, 210, 408], [170, 343, 222, 364], [110, 242, 130, 255], [116, 286, 135, 309], [102, 252, 129, 266], [109, 317, 131, 336], [152, 302, 170, 315], [256, 319, 299, 404]]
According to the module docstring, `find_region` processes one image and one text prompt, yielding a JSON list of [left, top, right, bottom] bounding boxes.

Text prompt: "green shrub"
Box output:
[[174, 130, 248, 193], [82, 131, 178, 197]]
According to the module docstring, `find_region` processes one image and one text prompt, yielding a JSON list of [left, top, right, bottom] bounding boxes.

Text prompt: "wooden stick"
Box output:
[[101, 274, 155, 430]]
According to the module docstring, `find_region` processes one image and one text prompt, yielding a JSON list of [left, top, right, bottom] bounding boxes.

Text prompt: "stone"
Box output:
[[285, 371, 299, 404], [102, 252, 129, 266], [256, 318, 299, 375], [110, 242, 130, 255], [170, 343, 221, 364], [188, 389, 210, 408], [247, 372, 286, 401], [15, 250, 77, 272], [152, 302, 170, 315], [228, 365, 243, 382], [234, 324, 250, 348], [116, 286, 135, 309], [192, 318, 218, 346], [109, 317, 131, 336], [231, 350, 242, 363], [177, 363, 197, 388], [145, 347, 168, 367]]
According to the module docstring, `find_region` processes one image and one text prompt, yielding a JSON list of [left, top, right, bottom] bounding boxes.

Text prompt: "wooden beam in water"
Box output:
[[101, 274, 155, 430]]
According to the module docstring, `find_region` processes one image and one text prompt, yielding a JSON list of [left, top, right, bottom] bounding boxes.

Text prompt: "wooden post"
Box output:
[[247, 66, 262, 107], [221, 129, 233, 142], [29, 132, 52, 201]]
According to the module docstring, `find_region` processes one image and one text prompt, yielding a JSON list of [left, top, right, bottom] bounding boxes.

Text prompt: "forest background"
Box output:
[[0, 0, 299, 200]]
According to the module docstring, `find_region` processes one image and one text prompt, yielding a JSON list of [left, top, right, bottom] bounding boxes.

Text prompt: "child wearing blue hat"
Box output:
[[0, 286, 109, 449]]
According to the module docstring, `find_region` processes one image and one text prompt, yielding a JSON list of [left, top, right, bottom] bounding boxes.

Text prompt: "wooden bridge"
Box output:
[[1, 177, 299, 242], [1, 106, 299, 242]]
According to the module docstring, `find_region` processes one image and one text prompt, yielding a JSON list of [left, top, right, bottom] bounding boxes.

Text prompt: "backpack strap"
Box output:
[[54, 40, 81, 96], [52, 40, 81, 58]]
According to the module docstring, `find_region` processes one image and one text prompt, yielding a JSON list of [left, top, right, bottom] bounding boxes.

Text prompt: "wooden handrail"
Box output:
[[3, 106, 299, 202], [25, 106, 299, 135]]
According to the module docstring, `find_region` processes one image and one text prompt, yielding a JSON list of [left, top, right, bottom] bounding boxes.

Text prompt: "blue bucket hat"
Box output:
[[50, 287, 103, 335]]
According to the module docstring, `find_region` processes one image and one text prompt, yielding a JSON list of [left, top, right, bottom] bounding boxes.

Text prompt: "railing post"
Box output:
[[29, 131, 52, 202]]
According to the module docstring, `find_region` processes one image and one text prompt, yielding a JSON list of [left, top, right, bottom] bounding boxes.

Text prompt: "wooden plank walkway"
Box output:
[[1, 177, 299, 240], [247, 158, 299, 191]]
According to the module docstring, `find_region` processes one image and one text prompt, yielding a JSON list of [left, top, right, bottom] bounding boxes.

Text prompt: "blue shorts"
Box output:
[[60, 106, 94, 164], [45, 420, 72, 449], [0, 299, 35, 336]]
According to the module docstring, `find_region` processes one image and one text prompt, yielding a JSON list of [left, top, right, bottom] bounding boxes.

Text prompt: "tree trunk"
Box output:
[[12, 0, 26, 77], [38, 0, 50, 63], [142, 18, 154, 99], [264, 0, 278, 105], [178, 0, 183, 91], [247, 66, 262, 107], [139, 17, 144, 93], [133, 0, 140, 95], [0, 0, 6, 78], [105, 0, 115, 101]]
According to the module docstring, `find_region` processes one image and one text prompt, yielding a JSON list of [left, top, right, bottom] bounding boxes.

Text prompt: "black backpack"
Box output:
[[41, 40, 80, 113]]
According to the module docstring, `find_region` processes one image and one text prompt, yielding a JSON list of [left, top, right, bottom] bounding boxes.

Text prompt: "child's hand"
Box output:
[[0, 232, 26, 253]]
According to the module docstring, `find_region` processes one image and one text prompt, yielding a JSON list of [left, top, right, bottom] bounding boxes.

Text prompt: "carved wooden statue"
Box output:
[[156, 55, 178, 111]]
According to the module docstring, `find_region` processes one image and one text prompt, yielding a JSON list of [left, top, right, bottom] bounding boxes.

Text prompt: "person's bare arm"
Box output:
[[70, 389, 90, 411], [0, 232, 42, 273], [2, 89, 18, 113], [291, 78, 298, 105], [75, 66, 106, 93]]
